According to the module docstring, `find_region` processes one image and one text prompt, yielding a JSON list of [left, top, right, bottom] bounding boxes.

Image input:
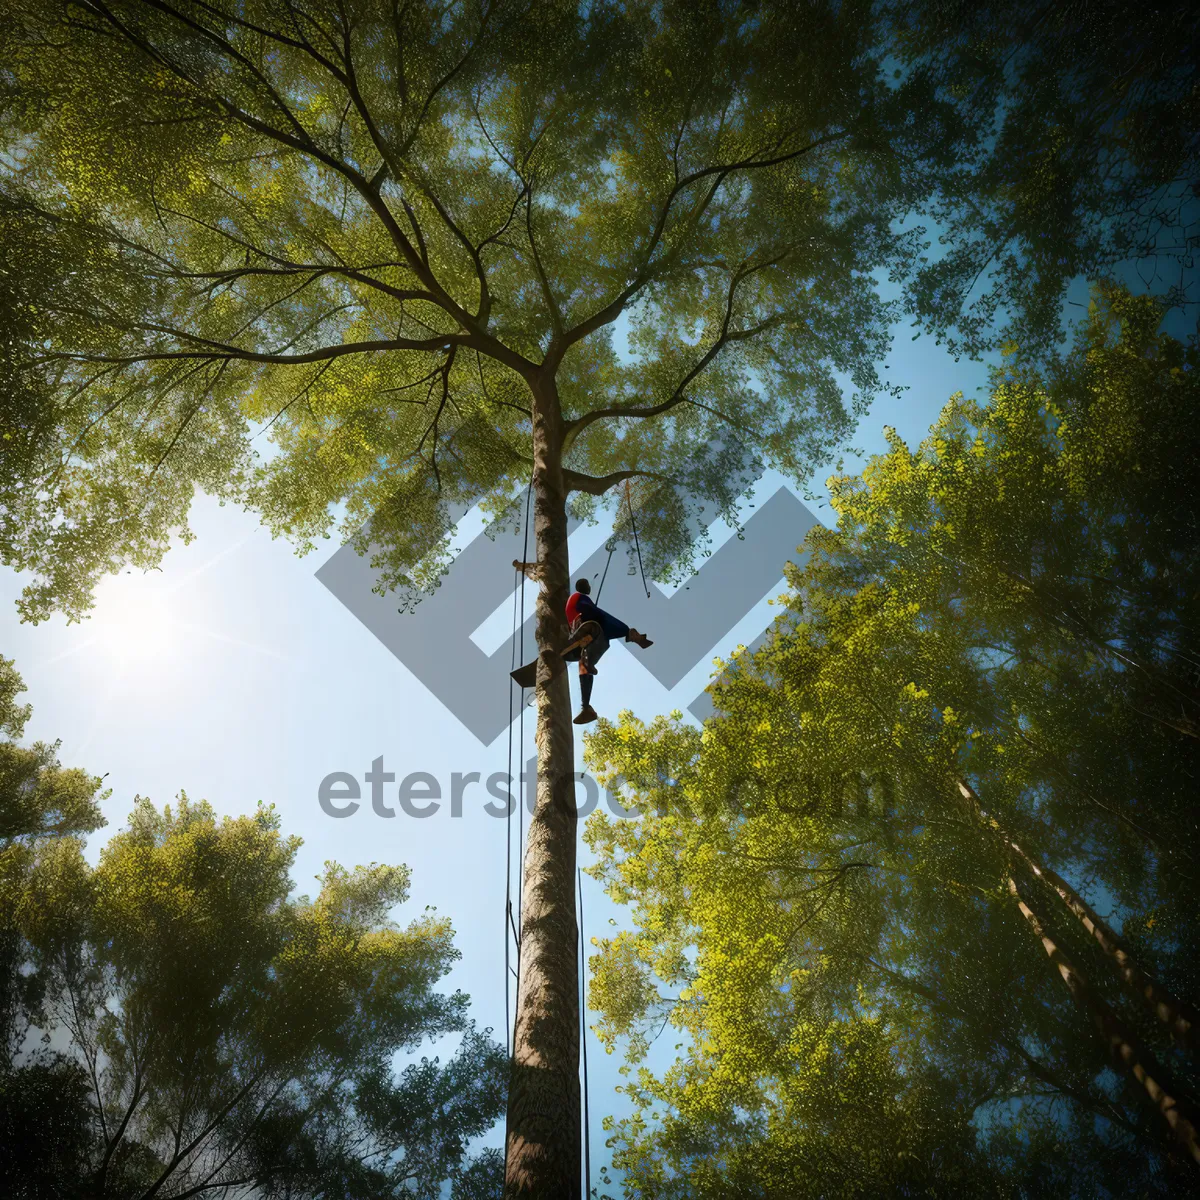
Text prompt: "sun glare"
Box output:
[[90, 575, 180, 664]]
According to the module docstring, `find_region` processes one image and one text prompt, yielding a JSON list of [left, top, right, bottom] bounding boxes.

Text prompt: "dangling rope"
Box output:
[[518, 477, 532, 941], [504, 477, 533, 1180], [594, 538, 615, 603], [505, 560, 519, 1052], [578, 867, 593, 1199], [625, 480, 650, 599]]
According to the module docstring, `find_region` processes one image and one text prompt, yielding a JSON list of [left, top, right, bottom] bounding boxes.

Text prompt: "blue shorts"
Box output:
[[593, 608, 629, 641]]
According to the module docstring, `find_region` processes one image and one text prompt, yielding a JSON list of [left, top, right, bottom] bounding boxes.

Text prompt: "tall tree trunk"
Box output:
[[1006, 875, 1200, 1166], [955, 779, 1198, 1047], [505, 374, 581, 1199], [1006, 835, 1199, 1048]]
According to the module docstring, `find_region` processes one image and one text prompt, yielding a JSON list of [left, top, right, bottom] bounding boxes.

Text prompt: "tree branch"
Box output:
[[564, 253, 790, 444], [546, 125, 854, 366], [34, 334, 467, 370], [79, 0, 533, 378], [561, 468, 676, 496]]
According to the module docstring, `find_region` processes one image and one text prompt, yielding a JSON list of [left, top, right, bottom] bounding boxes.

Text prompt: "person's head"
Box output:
[[575, 578, 591, 595]]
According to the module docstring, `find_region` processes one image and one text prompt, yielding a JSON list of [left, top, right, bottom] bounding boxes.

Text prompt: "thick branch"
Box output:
[[561, 468, 675, 496], [36, 335, 465, 369]]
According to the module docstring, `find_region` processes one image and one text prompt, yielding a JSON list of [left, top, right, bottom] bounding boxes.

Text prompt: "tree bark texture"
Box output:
[[955, 778, 1199, 1049], [504, 374, 582, 1199], [1007, 875, 1200, 1166]]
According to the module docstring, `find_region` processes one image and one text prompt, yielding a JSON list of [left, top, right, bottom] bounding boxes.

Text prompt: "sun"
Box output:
[[89, 574, 180, 664]]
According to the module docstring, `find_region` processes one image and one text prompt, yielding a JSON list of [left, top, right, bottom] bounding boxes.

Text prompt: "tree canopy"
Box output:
[[0, 0, 965, 623], [0, 656, 506, 1199], [893, 0, 1200, 358], [582, 287, 1200, 1197], [0, 0, 1194, 616]]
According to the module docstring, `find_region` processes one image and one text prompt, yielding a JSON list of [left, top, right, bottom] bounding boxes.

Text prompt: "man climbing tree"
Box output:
[[512, 566, 653, 724], [562, 576, 654, 726], [5, 2, 1197, 1195]]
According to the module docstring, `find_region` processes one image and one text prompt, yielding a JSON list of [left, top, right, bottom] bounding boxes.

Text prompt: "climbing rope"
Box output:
[[578, 867, 593, 1199], [503, 477, 533, 1179], [505, 558, 520, 1057], [625, 480, 650, 599], [518, 478, 532, 942]]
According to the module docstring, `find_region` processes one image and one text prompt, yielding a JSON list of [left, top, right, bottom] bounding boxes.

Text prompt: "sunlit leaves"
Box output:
[[1, 0, 974, 621], [580, 288, 1200, 1196]]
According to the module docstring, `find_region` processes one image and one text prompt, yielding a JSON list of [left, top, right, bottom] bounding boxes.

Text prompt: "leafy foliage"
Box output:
[[0, 658, 505, 1199], [894, 0, 1200, 357], [582, 288, 1200, 1196], [0, 0, 1013, 621]]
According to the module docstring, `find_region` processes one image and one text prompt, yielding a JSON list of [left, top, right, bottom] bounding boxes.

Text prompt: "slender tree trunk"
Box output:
[[504, 373, 581, 1199], [1007, 875, 1200, 1166], [1006, 836, 1199, 1048], [956, 778, 1199, 1047]]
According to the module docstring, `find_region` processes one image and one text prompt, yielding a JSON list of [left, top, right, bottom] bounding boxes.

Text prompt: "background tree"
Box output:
[[0, 652, 106, 1200], [0, 655, 507, 1199], [582, 289, 1200, 1195], [893, 0, 1200, 357]]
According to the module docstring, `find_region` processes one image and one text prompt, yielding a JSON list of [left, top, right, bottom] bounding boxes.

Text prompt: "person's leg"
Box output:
[[574, 667, 598, 723], [596, 607, 653, 649], [594, 608, 629, 640]]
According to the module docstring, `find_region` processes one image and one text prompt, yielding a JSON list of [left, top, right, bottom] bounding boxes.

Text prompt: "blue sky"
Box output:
[[3, 265, 1150, 1188]]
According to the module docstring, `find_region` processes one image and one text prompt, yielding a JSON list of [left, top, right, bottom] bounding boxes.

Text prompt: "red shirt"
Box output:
[[565, 591, 595, 626]]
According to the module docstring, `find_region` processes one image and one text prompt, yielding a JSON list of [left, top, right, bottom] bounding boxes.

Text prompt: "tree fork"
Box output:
[[504, 374, 582, 1198]]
